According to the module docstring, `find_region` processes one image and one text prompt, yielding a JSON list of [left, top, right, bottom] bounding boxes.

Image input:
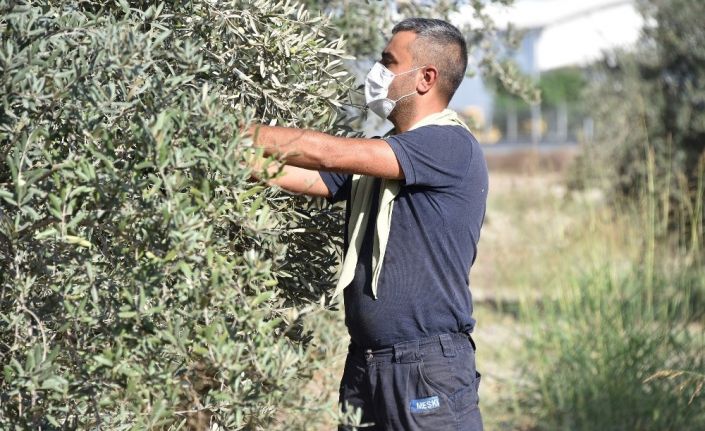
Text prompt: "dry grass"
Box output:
[[471, 148, 636, 430], [484, 147, 578, 174]]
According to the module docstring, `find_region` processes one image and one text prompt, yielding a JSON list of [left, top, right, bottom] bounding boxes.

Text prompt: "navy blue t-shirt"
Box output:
[[320, 125, 488, 348]]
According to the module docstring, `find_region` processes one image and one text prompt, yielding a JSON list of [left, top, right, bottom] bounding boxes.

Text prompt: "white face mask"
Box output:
[[364, 62, 423, 119]]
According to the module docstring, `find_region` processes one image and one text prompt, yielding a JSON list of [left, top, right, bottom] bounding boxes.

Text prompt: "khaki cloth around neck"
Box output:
[[332, 109, 472, 299]]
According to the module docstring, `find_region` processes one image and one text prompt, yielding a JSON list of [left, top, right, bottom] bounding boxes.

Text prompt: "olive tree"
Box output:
[[0, 0, 352, 428]]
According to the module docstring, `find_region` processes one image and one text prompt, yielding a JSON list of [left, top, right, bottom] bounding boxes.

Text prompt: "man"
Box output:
[[248, 18, 487, 430]]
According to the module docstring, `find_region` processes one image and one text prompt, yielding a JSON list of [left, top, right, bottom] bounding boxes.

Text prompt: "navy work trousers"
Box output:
[[338, 332, 483, 431]]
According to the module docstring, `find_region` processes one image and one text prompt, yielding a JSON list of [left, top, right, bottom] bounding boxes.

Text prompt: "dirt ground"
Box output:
[[472, 149, 579, 430]]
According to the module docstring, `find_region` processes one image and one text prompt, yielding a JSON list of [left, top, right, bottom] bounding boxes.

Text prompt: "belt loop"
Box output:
[[468, 334, 477, 352], [394, 340, 420, 363], [439, 334, 456, 358]]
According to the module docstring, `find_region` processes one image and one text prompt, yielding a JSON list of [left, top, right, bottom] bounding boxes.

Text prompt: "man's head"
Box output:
[[378, 18, 468, 125], [391, 18, 468, 103]]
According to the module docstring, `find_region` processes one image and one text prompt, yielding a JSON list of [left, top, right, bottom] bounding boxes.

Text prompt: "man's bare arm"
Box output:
[[251, 154, 331, 198], [248, 125, 404, 180]]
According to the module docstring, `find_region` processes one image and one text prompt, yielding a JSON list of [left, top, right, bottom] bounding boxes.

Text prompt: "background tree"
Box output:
[[577, 0, 705, 202]]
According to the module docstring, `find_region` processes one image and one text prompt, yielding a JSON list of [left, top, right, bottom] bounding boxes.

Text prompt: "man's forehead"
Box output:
[[383, 31, 417, 61]]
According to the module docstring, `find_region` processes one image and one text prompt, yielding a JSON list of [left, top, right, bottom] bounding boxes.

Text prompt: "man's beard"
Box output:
[[389, 94, 417, 127]]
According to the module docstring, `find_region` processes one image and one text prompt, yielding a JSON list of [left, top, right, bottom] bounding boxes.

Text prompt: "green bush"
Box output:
[[0, 0, 353, 428], [518, 266, 705, 431]]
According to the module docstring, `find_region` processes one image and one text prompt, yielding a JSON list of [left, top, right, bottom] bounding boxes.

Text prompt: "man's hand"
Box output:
[[246, 149, 332, 198]]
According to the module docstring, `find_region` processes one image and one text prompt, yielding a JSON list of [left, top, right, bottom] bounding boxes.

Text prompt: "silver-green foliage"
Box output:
[[0, 0, 352, 428]]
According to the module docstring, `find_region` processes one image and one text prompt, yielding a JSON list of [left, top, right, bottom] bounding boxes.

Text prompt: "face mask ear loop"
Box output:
[[394, 64, 426, 77], [392, 90, 418, 103], [391, 65, 426, 103], [390, 64, 426, 102]]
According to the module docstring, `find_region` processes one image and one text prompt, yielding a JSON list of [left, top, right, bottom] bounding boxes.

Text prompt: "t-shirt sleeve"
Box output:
[[319, 171, 351, 203], [385, 125, 475, 188]]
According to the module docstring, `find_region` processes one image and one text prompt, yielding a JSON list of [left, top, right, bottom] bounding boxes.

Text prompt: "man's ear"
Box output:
[[417, 65, 439, 95]]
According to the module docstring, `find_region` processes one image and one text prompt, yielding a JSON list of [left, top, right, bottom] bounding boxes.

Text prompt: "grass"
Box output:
[[474, 150, 705, 430], [519, 267, 705, 430]]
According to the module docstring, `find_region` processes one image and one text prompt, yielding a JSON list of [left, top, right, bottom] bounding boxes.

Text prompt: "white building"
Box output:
[[449, 0, 644, 143]]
